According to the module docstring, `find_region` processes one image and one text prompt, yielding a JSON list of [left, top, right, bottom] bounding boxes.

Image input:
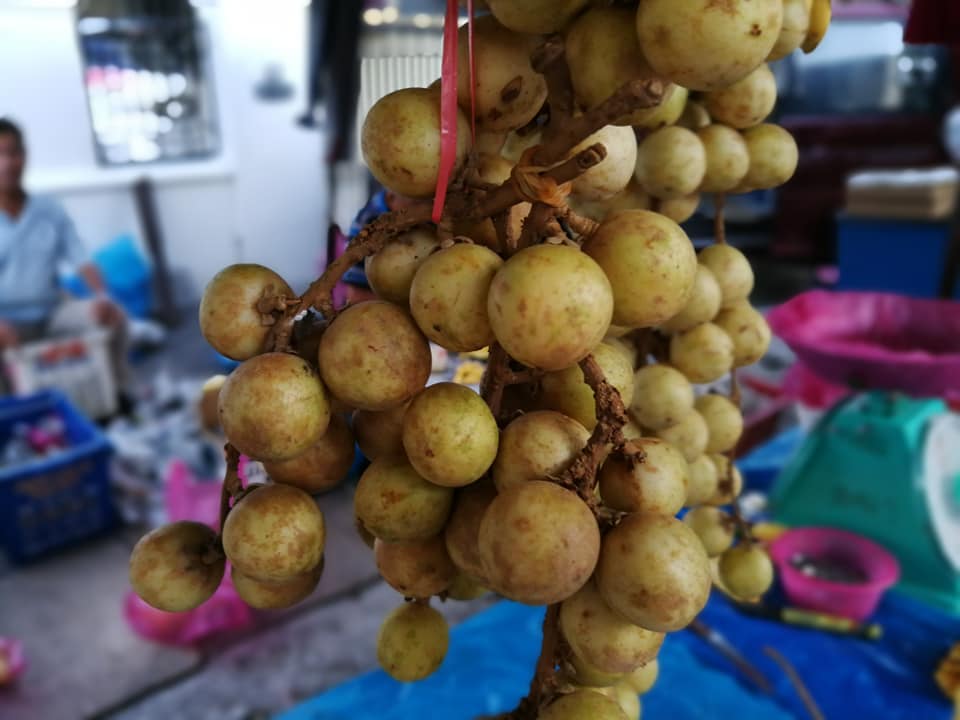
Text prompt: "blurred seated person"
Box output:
[[0, 118, 131, 396], [341, 184, 417, 305]]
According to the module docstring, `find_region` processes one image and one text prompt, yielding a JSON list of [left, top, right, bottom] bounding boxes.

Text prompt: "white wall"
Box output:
[[0, 1, 327, 300]]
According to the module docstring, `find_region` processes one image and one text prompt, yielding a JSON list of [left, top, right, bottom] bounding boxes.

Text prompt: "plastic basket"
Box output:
[[0, 390, 115, 563], [767, 290, 960, 398], [3, 330, 117, 419]]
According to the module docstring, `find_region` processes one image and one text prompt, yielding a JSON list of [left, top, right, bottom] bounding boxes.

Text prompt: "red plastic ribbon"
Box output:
[[467, 0, 476, 143], [433, 0, 461, 223]]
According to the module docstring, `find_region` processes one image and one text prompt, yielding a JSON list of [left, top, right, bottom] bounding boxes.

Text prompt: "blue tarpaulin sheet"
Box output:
[[281, 591, 959, 720]]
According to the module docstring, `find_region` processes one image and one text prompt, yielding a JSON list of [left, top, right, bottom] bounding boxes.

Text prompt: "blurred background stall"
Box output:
[[1, 1, 960, 719]]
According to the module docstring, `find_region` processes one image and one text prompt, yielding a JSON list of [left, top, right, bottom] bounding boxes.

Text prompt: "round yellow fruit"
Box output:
[[697, 125, 751, 193], [715, 301, 772, 367], [599, 438, 689, 516], [696, 394, 744, 454], [705, 64, 777, 129], [635, 127, 707, 199], [375, 535, 456, 598], [540, 690, 629, 720], [540, 343, 635, 431], [698, 244, 755, 308], [655, 410, 709, 463], [488, 244, 614, 371], [129, 521, 224, 612], [567, 7, 672, 126], [232, 560, 323, 610], [409, 244, 502, 353], [493, 411, 590, 493], [569, 181, 653, 223], [444, 480, 497, 582], [706, 454, 745, 506], [352, 401, 409, 461], [319, 301, 431, 411], [361, 88, 470, 197], [768, 0, 811, 61], [262, 414, 355, 494], [624, 659, 660, 695], [742, 123, 799, 190], [377, 602, 449, 682], [570, 125, 639, 201], [457, 15, 547, 132], [365, 228, 439, 306], [630, 364, 695, 430], [402, 383, 499, 488], [686, 454, 720, 506], [560, 580, 664, 674], [636, 85, 690, 130], [636, 0, 783, 91], [354, 457, 454, 541], [583, 210, 697, 328], [485, 0, 590, 34], [684, 507, 736, 557], [719, 543, 775, 599], [223, 483, 326, 583], [669, 322, 736, 384], [660, 193, 701, 224], [479, 481, 600, 605], [199, 264, 293, 361], [596, 513, 712, 632], [219, 353, 330, 462], [660, 264, 723, 334]]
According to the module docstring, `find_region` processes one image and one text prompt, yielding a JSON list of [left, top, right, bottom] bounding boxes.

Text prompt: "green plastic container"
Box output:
[[770, 392, 960, 614]]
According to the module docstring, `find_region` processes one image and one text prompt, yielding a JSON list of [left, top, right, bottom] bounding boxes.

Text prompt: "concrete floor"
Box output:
[[0, 483, 493, 720]]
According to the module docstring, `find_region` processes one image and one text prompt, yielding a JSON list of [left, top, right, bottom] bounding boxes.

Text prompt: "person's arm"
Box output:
[[78, 262, 107, 297], [58, 205, 123, 325]]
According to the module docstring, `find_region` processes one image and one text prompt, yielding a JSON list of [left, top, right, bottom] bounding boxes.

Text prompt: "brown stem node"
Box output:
[[533, 78, 665, 166]]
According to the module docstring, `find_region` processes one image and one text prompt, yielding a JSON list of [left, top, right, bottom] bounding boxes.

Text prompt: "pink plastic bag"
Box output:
[[768, 291, 960, 397], [124, 581, 253, 647], [124, 460, 255, 646], [0, 637, 26, 685], [164, 459, 223, 528]]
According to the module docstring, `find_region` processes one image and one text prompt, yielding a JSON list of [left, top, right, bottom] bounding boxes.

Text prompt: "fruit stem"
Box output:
[[714, 193, 727, 245], [764, 647, 826, 720], [558, 206, 600, 240], [555, 355, 630, 509], [217, 444, 242, 532], [530, 604, 563, 706], [724, 369, 755, 542], [532, 35, 575, 130], [480, 343, 512, 421], [533, 77, 666, 167], [497, 604, 563, 720], [517, 203, 558, 250], [490, 210, 512, 254], [280, 147, 608, 330]]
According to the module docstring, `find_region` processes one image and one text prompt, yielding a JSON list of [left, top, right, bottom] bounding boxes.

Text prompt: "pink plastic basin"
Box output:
[[769, 527, 900, 622], [767, 290, 960, 398]]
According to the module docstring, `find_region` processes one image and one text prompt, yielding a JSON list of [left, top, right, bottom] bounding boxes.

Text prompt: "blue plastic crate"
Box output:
[[836, 215, 956, 298], [0, 390, 115, 563]]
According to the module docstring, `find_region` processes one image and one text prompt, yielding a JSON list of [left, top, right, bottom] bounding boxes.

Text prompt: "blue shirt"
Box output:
[[0, 195, 86, 325]]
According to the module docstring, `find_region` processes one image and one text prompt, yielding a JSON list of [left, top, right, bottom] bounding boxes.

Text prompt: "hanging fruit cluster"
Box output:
[[128, 1, 831, 718]]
